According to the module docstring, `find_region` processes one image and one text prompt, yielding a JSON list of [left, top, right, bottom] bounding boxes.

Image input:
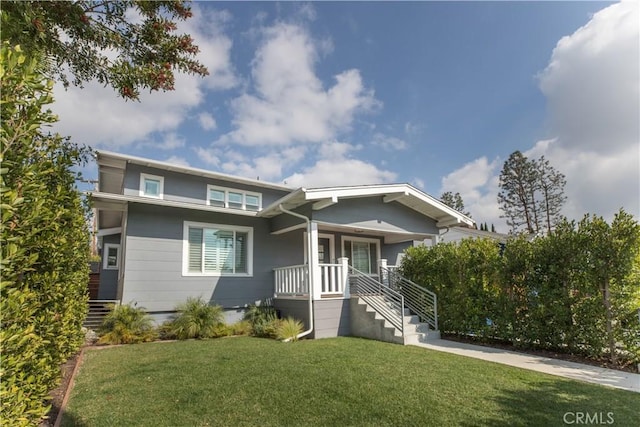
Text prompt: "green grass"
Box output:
[[62, 337, 639, 427]]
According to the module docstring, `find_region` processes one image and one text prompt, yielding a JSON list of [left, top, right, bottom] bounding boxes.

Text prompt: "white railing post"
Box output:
[[309, 222, 322, 300], [339, 257, 350, 298], [378, 258, 388, 286]]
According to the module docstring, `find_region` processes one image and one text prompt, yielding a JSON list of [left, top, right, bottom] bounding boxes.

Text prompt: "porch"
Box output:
[[272, 258, 439, 343]]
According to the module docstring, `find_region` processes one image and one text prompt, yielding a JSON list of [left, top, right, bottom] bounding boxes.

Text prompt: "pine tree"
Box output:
[[440, 191, 471, 217], [498, 151, 566, 235]]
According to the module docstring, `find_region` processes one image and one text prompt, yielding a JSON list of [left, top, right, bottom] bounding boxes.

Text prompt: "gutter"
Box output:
[[277, 204, 314, 341]]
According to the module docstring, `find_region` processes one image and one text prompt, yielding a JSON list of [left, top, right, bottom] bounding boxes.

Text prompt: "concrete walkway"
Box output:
[[411, 339, 640, 393]]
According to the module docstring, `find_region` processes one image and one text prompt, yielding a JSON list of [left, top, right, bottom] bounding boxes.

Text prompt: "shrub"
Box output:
[[277, 317, 304, 341], [98, 304, 156, 345], [229, 320, 252, 336], [1, 44, 91, 425], [169, 297, 224, 340], [244, 303, 280, 338]]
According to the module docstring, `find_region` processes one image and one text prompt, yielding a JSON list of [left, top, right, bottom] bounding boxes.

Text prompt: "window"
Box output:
[[183, 221, 253, 276], [209, 189, 225, 207], [103, 243, 120, 270], [140, 173, 164, 199], [206, 185, 262, 212], [245, 194, 260, 212], [342, 236, 380, 275]]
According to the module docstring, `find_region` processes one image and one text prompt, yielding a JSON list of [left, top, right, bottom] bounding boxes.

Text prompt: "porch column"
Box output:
[[378, 258, 388, 286], [338, 257, 350, 298], [309, 221, 322, 300]]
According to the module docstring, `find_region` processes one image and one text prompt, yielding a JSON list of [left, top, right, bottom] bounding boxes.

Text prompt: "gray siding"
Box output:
[[313, 299, 351, 339], [312, 197, 439, 235], [121, 203, 303, 313], [123, 163, 289, 207], [98, 233, 120, 299], [273, 299, 311, 331], [382, 241, 413, 266]]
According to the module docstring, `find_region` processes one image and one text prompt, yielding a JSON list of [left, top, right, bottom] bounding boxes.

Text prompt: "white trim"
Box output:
[[139, 173, 164, 199], [303, 232, 335, 264], [340, 235, 381, 275], [206, 184, 262, 212], [97, 227, 122, 237], [103, 243, 120, 270], [182, 221, 253, 277], [89, 192, 260, 217], [97, 150, 291, 191], [312, 196, 338, 211]]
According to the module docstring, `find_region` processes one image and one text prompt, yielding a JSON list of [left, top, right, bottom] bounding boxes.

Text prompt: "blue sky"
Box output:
[[53, 1, 639, 231]]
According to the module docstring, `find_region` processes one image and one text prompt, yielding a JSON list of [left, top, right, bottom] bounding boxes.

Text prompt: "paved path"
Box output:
[[411, 339, 640, 393]]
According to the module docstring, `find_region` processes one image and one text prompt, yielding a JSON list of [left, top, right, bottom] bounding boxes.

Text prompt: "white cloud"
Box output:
[[139, 132, 185, 151], [193, 147, 221, 167], [198, 112, 217, 131], [441, 1, 640, 229], [284, 141, 396, 188], [51, 4, 236, 149], [440, 157, 504, 228], [216, 23, 380, 147], [372, 133, 408, 151], [164, 155, 190, 167], [536, 0, 639, 219]]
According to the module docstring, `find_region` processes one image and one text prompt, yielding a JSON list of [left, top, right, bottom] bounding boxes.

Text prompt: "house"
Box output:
[[91, 151, 475, 341]]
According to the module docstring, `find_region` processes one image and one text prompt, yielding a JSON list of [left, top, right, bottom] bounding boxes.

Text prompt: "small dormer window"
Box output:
[[207, 185, 262, 212], [140, 173, 164, 199]]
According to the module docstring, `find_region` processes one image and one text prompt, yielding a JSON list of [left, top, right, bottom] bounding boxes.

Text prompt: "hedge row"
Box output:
[[1, 44, 91, 426], [401, 211, 640, 364]]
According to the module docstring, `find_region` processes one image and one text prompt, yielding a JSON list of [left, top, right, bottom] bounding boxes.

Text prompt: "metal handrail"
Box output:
[[349, 267, 404, 335], [381, 266, 438, 331]]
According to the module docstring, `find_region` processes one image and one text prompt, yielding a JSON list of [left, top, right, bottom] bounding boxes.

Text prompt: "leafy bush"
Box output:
[[277, 317, 304, 341], [244, 303, 281, 338], [98, 304, 156, 345], [1, 44, 90, 425], [169, 297, 224, 340], [401, 210, 640, 365]]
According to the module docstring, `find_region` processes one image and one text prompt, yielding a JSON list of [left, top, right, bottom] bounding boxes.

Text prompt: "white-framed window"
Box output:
[[140, 173, 164, 199], [341, 236, 381, 275], [183, 221, 253, 276], [103, 243, 120, 270], [206, 185, 262, 212]]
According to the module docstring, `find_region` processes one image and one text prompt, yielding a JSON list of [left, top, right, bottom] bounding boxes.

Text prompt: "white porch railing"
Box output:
[[274, 259, 349, 299], [274, 264, 309, 296], [319, 263, 346, 296]]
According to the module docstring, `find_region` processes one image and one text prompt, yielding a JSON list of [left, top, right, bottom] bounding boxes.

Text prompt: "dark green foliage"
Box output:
[[440, 191, 471, 217], [1, 44, 91, 425], [97, 304, 156, 345], [168, 297, 224, 340], [244, 303, 281, 338], [0, 0, 208, 99], [401, 211, 640, 365]]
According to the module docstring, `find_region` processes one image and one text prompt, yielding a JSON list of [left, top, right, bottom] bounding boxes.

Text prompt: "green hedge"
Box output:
[[1, 44, 90, 425], [401, 211, 640, 364]]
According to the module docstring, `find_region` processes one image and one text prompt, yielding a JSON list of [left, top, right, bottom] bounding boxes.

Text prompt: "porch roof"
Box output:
[[258, 184, 475, 228]]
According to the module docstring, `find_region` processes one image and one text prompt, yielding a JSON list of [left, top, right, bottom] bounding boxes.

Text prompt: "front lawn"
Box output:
[[62, 337, 639, 426]]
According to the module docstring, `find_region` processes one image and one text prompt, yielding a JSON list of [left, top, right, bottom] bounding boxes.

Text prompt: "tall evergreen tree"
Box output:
[[440, 191, 471, 217], [498, 151, 566, 235]]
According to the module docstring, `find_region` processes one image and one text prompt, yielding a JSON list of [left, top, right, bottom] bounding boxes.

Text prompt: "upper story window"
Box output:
[[140, 173, 164, 199], [207, 185, 262, 212]]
